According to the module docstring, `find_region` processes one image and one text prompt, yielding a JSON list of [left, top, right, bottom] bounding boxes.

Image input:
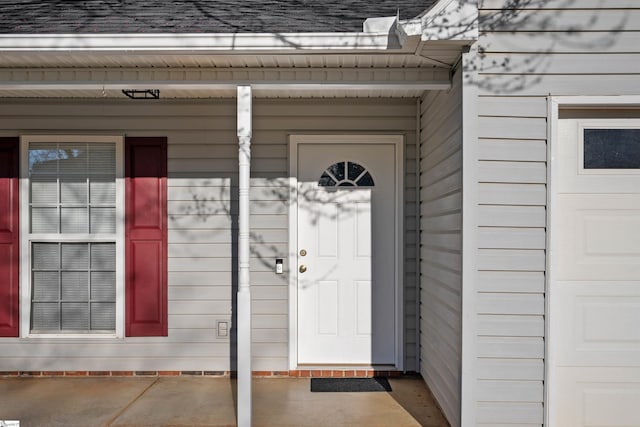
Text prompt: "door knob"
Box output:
[[299, 265, 307, 273]]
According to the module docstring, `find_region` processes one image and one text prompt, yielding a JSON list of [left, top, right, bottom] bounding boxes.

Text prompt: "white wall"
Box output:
[[0, 98, 419, 372], [420, 67, 463, 427]]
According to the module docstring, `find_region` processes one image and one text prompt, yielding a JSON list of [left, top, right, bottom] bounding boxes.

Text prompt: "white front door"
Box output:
[[549, 118, 640, 426], [295, 139, 398, 365]]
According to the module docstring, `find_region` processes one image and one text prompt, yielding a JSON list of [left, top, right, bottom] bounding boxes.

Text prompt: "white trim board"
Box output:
[[460, 47, 479, 427], [287, 134, 404, 370], [0, 33, 404, 52]]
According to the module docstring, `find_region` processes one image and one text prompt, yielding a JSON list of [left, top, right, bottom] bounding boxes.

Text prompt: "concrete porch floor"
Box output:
[[0, 375, 449, 426]]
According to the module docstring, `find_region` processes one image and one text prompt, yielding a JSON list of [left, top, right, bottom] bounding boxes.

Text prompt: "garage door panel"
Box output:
[[556, 195, 640, 281], [557, 171, 640, 194], [552, 117, 640, 426], [554, 368, 640, 427], [554, 283, 640, 366]]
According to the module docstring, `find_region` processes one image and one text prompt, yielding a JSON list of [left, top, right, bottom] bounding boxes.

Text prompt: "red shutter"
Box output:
[[125, 137, 167, 336], [0, 138, 19, 337]]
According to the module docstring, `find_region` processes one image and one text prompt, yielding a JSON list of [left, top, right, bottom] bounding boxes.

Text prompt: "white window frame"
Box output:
[[19, 135, 125, 338], [578, 121, 640, 175]]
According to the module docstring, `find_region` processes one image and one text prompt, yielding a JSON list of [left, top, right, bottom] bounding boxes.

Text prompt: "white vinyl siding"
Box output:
[[0, 98, 418, 372], [473, 1, 640, 425], [420, 66, 463, 427], [475, 97, 547, 425]]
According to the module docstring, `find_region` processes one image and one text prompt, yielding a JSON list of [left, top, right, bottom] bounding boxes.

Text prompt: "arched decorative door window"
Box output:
[[318, 161, 375, 187]]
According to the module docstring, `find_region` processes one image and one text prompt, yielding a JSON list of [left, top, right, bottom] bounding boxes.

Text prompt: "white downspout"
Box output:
[[237, 85, 252, 427]]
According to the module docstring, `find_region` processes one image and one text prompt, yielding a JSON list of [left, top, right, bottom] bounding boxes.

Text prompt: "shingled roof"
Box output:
[[0, 0, 436, 34]]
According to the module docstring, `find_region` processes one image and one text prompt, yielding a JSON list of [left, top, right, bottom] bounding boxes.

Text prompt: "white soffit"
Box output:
[[0, 55, 451, 98]]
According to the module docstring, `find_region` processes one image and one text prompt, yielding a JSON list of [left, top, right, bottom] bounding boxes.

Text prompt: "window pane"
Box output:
[[61, 303, 89, 330], [58, 144, 87, 175], [32, 303, 59, 331], [90, 208, 116, 234], [356, 172, 375, 187], [90, 177, 116, 204], [31, 175, 58, 204], [318, 172, 336, 187], [319, 161, 375, 187], [347, 162, 366, 181], [61, 243, 88, 270], [328, 161, 346, 181], [28, 139, 118, 334], [91, 243, 116, 270], [60, 176, 87, 204], [91, 303, 115, 330], [29, 141, 116, 235], [584, 129, 640, 169], [61, 271, 88, 301], [61, 207, 89, 233], [91, 272, 116, 301], [29, 145, 60, 175], [32, 272, 59, 301], [32, 243, 59, 270], [90, 244, 116, 304], [31, 207, 59, 233], [31, 242, 115, 333], [89, 144, 116, 175]]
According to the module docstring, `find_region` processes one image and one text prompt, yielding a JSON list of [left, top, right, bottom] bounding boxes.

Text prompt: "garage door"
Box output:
[[550, 118, 640, 426]]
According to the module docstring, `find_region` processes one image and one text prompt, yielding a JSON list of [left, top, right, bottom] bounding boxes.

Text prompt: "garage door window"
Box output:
[[584, 128, 640, 169]]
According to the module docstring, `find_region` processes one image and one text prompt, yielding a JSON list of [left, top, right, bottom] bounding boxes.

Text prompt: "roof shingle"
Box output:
[[0, 0, 435, 33]]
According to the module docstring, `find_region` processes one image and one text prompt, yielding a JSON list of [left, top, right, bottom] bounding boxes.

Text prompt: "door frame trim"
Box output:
[[287, 134, 404, 370]]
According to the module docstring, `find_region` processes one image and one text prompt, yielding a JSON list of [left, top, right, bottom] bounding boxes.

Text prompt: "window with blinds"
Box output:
[[28, 141, 117, 333]]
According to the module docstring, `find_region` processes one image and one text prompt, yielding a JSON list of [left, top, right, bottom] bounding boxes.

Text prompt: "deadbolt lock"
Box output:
[[299, 265, 307, 273], [299, 249, 307, 257]]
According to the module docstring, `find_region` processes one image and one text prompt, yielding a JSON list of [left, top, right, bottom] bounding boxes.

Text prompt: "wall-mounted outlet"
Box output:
[[216, 320, 229, 338]]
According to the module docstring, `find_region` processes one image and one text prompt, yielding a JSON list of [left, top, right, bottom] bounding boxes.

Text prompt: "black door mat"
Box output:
[[310, 377, 392, 392]]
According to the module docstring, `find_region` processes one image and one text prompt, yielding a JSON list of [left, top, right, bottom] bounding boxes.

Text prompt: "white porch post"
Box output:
[[237, 85, 252, 427]]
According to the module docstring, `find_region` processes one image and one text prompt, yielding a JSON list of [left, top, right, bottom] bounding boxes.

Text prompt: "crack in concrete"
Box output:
[[101, 377, 160, 427]]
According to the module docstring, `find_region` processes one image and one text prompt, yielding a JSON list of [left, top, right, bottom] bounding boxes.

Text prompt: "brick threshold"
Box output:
[[0, 370, 413, 378]]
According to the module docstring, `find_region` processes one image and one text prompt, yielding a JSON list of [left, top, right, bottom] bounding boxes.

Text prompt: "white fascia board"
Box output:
[[398, 0, 478, 43], [0, 32, 407, 53]]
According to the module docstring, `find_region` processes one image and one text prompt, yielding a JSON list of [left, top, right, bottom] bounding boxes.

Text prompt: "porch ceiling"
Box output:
[[0, 51, 456, 99]]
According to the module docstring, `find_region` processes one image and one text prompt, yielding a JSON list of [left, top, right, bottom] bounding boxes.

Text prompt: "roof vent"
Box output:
[[122, 89, 160, 99]]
